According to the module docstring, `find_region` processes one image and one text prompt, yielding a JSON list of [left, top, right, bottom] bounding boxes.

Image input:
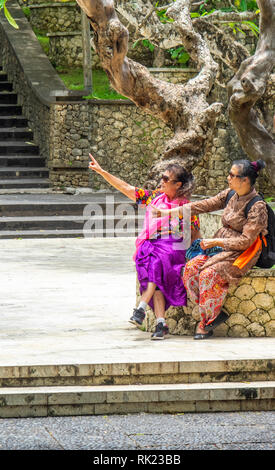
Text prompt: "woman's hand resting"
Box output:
[[200, 239, 224, 250]]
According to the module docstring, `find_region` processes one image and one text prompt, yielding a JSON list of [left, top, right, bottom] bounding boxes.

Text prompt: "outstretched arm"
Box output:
[[89, 154, 136, 201]]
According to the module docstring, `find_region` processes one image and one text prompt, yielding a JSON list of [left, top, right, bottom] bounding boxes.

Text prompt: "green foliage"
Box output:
[[0, 0, 19, 28], [57, 68, 127, 100], [168, 46, 190, 66], [37, 35, 50, 55]]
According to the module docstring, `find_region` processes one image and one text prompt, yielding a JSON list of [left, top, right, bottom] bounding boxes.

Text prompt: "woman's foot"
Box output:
[[193, 323, 213, 340], [151, 322, 169, 340], [204, 310, 229, 332]]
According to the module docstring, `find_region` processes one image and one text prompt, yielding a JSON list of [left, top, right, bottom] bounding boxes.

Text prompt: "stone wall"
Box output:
[[1, 2, 274, 194], [86, 69, 275, 197], [24, 1, 259, 68], [142, 269, 275, 338]]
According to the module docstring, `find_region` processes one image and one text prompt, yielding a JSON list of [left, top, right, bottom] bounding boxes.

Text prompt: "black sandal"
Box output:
[[193, 330, 213, 340], [204, 310, 229, 332]]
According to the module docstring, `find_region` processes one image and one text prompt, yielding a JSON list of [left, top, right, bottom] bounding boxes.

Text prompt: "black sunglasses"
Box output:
[[228, 171, 244, 179], [161, 174, 178, 183]]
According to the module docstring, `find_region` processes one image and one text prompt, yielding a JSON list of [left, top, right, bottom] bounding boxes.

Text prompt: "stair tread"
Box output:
[[0, 142, 38, 146], [0, 104, 20, 107], [0, 380, 274, 392], [0, 127, 32, 132], [0, 167, 47, 171], [0, 214, 143, 221], [0, 116, 26, 119], [0, 177, 48, 182], [0, 229, 137, 235], [0, 155, 44, 158]]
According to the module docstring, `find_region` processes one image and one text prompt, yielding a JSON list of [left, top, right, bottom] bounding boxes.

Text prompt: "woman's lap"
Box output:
[[135, 237, 187, 310]]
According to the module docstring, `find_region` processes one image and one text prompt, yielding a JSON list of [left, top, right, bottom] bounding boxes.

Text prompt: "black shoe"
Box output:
[[129, 307, 145, 327], [193, 330, 213, 340], [151, 322, 169, 340], [204, 310, 229, 332]]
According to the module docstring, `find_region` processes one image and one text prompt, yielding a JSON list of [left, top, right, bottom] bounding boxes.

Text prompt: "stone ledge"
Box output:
[[141, 268, 275, 338], [0, 382, 274, 417], [0, 0, 84, 105]]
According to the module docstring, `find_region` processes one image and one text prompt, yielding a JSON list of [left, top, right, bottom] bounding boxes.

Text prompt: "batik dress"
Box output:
[[182, 188, 268, 329], [135, 187, 200, 312]]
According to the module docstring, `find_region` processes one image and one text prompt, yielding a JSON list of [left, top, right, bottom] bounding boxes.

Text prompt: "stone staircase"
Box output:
[[0, 65, 142, 238], [0, 192, 143, 238], [0, 66, 49, 191], [0, 357, 274, 417]]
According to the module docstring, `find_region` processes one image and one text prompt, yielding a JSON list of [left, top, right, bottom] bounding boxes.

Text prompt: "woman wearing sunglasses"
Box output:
[[153, 159, 268, 339], [89, 153, 201, 340]]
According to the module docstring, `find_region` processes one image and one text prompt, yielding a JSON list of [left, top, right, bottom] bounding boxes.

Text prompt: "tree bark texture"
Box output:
[[76, 0, 223, 181], [227, 0, 275, 185], [76, 0, 275, 186]]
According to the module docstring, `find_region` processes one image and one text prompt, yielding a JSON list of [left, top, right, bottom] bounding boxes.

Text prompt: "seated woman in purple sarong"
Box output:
[[88, 153, 201, 340]]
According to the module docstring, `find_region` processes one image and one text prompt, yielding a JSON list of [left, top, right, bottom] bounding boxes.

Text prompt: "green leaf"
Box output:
[[3, 4, 19, 29], [0, 0, 6, 10], [240, 0, 247, 11]]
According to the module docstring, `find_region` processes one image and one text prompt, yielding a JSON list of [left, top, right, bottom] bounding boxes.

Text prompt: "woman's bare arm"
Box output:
[[89, 154, 136, 201]]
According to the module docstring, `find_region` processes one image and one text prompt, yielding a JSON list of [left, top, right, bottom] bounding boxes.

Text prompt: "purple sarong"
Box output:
[[135, 236, 187, 311]]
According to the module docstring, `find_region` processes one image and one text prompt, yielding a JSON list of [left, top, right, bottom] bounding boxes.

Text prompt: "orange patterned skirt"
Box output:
[[182, 255, 229, 329]]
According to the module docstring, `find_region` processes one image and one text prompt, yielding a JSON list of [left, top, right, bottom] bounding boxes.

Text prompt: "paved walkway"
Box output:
[[0, 237, 274, 368]]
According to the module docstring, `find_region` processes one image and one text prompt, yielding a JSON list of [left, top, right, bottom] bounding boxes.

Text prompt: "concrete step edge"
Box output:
[[0, 359, 273, 379], [0, 214, 144, 221], [0, 380, 274, 396], [0, 382, 274, 415]]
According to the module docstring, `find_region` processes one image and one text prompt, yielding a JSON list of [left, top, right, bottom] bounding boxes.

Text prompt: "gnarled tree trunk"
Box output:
[[76, 0, 223, 184], [76, 0, 275, 186], [227, 0, 275, 185]]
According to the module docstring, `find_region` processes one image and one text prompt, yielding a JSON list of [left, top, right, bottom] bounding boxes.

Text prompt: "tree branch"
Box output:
[[227, 0, 275, 185], [76, 0, 222, 178]]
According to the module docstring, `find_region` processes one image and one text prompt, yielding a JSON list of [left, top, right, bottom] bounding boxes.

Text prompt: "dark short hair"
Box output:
[[232, 159, 266, 186]]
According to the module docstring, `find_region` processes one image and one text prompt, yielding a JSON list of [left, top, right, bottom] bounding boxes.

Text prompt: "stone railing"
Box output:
[[0, 0, 90, 188]]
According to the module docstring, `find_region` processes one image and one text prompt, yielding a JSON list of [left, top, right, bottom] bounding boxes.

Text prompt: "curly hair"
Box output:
[[165, 163, 195, 199]]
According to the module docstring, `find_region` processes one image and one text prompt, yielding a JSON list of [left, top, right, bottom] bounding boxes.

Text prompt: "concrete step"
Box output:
[[1, 358, 274, 388], [0, 127, 33, 140], [0, 381, 274, 417], [0, 227, 140, 239], [0, 142, 39, 155], [0, 104, 21, 115], [0, 92, 17, 104], [0, 214, 143, 231], [0, 167, 49, 178], [0, 178, 49, 189], [0, 82, 13, 92], [0, 155, 45, 166], [0, 116, 28, 127], [0, 72, 8, 82], [0, 193, 139, 216]]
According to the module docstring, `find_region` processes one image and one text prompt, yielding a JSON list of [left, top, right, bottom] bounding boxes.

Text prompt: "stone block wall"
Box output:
[[141, 269, 275, 338], [48, 102, 90, 188], [24, 1, 260, 69], [1, 3, 274, 194], [88, 100, 173, 190]]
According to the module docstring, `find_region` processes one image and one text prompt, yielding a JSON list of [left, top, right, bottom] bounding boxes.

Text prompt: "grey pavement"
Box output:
[[0, 237, 274, 452], [0, 411, 274, 451], [1, 237, 274, 366]]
